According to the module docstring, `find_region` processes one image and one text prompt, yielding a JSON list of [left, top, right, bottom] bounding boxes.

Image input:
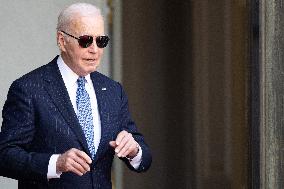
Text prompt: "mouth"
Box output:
[[84, 58, 97, 63]]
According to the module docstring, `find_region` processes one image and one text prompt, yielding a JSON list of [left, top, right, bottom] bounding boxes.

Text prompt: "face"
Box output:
[[57, 14, 105, 76]]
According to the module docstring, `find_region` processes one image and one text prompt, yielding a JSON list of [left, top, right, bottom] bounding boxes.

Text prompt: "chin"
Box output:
[[87, 66, 98, 73]]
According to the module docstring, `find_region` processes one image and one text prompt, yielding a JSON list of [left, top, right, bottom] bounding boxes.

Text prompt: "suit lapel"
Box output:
[[90, 72, 112, 163], [43, 57, 90, 155]]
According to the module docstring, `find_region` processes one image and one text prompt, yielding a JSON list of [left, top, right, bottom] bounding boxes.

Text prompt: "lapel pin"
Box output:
[[102, 88, 107, 90]]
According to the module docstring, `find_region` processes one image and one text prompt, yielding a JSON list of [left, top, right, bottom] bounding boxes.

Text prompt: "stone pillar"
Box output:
[[260, 0, 284, 188]]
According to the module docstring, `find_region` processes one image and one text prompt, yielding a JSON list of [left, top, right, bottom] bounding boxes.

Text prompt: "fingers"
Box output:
[[115, 130, 129, 146], [110, 131, 139, 158], [118, 140, 136, 157], [56, 148, 92, 176], [76, 150, 92, 164], [109, 141, 117, 148], [116, 133, 132, 157], [70, 160, 87, 176]]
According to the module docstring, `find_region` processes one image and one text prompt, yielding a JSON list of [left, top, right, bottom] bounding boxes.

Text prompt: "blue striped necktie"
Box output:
[[76, 76, 96, 159]]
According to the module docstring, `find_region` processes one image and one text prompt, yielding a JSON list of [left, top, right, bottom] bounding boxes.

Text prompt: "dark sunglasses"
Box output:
[[60, 30, 109, 48]]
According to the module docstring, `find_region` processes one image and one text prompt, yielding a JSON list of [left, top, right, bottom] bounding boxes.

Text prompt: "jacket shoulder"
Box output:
[[92, 71, 121, 87], [13, 58, 57, 85]]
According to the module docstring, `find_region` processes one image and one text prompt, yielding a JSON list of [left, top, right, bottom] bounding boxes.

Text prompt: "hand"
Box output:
[[109, 130, 139, 158], [56, 148, 92, 176]]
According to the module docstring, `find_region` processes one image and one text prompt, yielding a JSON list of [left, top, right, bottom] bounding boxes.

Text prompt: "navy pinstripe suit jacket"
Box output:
[[0, 56, 151, 189]]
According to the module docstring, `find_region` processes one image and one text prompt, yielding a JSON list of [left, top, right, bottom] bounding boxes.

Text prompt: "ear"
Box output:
[[57, 31, 67, 52]]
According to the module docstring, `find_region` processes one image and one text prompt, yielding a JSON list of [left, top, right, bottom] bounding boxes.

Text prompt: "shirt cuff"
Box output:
[[47, 154, 62, 179], [129, 145, 142, 169]]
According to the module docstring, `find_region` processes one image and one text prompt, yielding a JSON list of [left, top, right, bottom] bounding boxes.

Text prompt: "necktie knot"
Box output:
[[77, 76, 86, 88]]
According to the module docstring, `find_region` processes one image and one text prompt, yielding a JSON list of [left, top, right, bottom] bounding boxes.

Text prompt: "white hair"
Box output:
[[57, 3, 103, 32]]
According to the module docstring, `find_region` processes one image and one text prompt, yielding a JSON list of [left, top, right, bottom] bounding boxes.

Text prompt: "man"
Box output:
[[0, 3, 151, 189]]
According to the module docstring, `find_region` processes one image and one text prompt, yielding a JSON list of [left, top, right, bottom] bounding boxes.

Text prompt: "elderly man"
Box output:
[[0, 3, 151, 189]]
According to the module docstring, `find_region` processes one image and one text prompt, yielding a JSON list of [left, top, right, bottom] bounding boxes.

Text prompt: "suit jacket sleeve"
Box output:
[[117, 83, 152, 172], [0, 80, 51, 182]]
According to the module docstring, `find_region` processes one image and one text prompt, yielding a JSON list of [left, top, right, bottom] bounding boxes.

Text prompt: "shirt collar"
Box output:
[[57, 56, 92, 87]]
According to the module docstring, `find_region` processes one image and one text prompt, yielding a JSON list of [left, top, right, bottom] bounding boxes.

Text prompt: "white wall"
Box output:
[[0, 1, 110, 188]]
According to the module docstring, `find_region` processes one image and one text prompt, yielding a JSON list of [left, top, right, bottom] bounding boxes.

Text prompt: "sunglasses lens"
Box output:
[[78, 35, 93, 48], [96, 36, 109, 48]]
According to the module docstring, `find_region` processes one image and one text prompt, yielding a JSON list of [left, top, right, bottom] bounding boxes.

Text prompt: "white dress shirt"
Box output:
[[47, 56, 142, 179]]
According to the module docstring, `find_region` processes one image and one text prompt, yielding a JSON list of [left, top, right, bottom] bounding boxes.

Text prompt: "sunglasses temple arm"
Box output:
[[60, 30, 79, 40]]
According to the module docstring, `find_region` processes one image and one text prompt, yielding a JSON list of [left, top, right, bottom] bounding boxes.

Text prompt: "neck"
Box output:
[[60, 53, 87, 77]]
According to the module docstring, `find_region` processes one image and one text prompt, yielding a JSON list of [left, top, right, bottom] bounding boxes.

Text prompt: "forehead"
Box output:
[[70, 14, 104, 35]]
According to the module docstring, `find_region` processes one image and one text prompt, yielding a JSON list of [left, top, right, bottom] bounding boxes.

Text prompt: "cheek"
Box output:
[[74, 51, 85, 61], [98, 49, 104, 58], [67, 46, 80, 59]]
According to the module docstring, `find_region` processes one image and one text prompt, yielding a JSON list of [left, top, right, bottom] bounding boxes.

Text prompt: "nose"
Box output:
[[88, 40, 99, 53]]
